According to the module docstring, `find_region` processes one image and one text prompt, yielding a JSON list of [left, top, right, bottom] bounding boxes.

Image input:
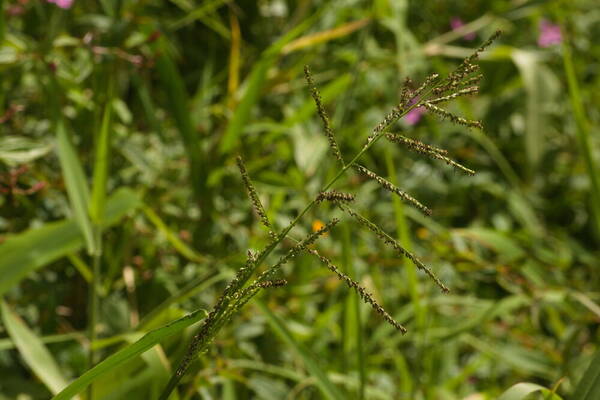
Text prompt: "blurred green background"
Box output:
[[0, 0, 599, 399]]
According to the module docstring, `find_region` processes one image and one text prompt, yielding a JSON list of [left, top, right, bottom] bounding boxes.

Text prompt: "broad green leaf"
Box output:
[[0, 301, 72, 396], [55, 120, 95, 254], [256, 300, 345, 400], [51, 309, 206, 400], [0, 188, 139, 296], [573, 348, 600, 400], [498, 382, 562, 400]]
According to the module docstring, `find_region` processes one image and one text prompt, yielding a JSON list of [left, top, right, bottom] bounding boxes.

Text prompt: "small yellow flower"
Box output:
[[312, 219, 328, 236]]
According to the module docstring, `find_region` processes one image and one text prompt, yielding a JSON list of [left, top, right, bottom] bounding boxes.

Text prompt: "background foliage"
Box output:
[[0, 0, 599, 399]]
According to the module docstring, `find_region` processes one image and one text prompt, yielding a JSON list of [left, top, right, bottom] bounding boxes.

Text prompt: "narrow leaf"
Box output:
[[256, 300, 345, 400], [1, 301, 72, 396], [52, 309, 207, 400], [55, 120, 95, 254]]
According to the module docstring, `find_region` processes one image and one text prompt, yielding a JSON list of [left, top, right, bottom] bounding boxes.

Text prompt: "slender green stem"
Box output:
[[86, 232, 101, 400]]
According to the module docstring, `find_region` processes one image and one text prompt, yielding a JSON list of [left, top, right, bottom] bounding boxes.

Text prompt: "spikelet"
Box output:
[[256, 279, 288, 288], [433, 30, 501, 96], [422, 102, 484, 129], [237, 156, 277, 240], [304, 65, 344, 165], [339, 205, 449, 293], [385, 134, 475, 175], [407, 73, 439, 104], [316, 190, 355, 203], [353, 164, 432, 216], [427, 86, 479, 105], [304, 247, 406, 333], [385, 133, 449, 155]]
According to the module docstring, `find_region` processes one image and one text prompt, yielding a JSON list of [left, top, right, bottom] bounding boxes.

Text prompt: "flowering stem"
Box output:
[[158, 96, 428, 399]]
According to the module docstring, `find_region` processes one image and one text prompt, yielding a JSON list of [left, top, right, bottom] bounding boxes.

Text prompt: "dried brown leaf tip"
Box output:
[[316, 190, 355, 204], [304, 65, 344, 165], [236, 156, 277, 240], [304, 247, 406, 333]]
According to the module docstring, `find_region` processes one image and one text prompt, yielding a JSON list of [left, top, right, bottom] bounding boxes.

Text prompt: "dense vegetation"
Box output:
[[0, 1, 599, 399]]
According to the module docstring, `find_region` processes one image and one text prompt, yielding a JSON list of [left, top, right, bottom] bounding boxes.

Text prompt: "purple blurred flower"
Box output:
[[404, 106, 425, 125], [47, 0, 73, 9], [538, 19, 562, 47], [451, 17, 476, 41]]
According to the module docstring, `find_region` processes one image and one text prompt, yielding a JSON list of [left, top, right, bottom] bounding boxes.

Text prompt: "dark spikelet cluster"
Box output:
[[422, 102, 483, 129], [354, 164, 432, 216], [304, 65, 344, 165], [316, 190, 355, 203], [433, 30, 501, 97], [304, 247, 406, 333], [385, 134, 475, 175], [339, 205, 449, 293], [236, 156, 277, 240], [256, 279, 288, 288]]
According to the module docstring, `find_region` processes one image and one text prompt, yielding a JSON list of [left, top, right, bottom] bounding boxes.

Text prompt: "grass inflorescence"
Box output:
[[159, 30, 502, 399]]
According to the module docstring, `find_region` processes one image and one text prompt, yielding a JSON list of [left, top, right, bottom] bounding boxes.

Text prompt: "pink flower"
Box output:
[[451, 17, 476, 41], [47, 0, 73, 9], [404, 106, 425, 125], [538, 19, 562, 47]]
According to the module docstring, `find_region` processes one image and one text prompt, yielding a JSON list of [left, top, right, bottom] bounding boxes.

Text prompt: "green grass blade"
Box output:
[[141, 205, 206, 263], [51, 309, 207, 400], [89, 96, 113, 224], [219, 10, 322, 153], [256, 300, 345, 400], [341, 224, 365, 399], [560, 33, 600, 238], [55, 120, 95, 255], [572, 348, 600, 400], [153, 39, 206, 201], [498, 382, 562, 400], [0, 188, 139, 296], [1, 301, 72, 396]]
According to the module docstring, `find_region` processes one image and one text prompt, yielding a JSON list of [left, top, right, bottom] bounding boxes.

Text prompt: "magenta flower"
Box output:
[[47, 0, 74, 9], [451, 17, 476, 41], [538, 19, 562, 47], [404, 106, 425, 125]]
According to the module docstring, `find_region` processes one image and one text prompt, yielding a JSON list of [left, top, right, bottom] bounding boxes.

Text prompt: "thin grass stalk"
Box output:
[[560, 30, 600, 238]]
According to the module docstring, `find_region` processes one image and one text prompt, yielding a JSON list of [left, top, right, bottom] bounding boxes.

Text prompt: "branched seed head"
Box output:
[[354, 164, 432, 216], [237, 156, 277, 240], [304, 247, 406, 333], [304, 65, 344, 165], [385, 134, 475, 175], [339, 204, 449, 293], [316, 190, 355, 204], [422, 102, 484, 130]]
